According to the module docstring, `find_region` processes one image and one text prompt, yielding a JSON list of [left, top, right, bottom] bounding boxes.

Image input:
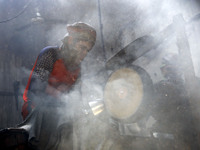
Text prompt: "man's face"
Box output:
[[161, 65, 178, 79], [63, 37, 93, 69]]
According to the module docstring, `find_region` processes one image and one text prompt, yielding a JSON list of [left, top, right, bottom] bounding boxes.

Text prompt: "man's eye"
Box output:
[[80, 46, 87, 51]]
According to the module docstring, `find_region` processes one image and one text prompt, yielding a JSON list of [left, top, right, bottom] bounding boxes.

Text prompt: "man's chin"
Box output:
[[75, 59, 83, 66], [69, 63, 80, 71], [63, 61, 80, 71]]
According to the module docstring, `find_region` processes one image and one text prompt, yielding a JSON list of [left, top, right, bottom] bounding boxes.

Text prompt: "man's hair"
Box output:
[[66, 22, 96, 45]]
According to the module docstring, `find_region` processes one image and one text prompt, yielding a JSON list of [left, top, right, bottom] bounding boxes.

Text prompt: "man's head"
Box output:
[[61, 22, 96, 70], [67, 22, 96, 46], [160, 53, 182, 79]]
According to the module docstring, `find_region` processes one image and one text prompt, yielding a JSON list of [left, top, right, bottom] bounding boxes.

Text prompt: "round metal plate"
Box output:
[[104, 68, 143, 120]]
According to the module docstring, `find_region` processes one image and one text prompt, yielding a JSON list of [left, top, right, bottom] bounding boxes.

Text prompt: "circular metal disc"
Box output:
[[104, 68, 143, 120]]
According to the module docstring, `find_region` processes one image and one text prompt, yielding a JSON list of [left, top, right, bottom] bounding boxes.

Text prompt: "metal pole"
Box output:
[[97, 0, 106, 62]]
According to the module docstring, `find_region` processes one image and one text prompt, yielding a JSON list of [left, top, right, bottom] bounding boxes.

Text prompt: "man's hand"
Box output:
[[45, 84, 69, 98], [56, 84, 69, 93]]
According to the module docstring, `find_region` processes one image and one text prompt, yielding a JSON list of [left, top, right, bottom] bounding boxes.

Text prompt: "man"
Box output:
[[22, 22, 96, 120], [15, 22, 96, 150], [0, 22, 96, 150]]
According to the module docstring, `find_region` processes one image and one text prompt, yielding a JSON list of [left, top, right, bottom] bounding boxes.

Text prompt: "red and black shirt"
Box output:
[[22, 46, 80, 119]]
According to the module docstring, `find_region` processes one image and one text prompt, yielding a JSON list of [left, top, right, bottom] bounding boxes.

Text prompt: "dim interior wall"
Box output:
[[0, 49, 23, 129]]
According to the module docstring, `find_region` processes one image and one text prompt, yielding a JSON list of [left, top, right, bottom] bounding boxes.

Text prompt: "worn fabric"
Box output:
[[67, 22, 96, 45], [18, 99, 74, 150]]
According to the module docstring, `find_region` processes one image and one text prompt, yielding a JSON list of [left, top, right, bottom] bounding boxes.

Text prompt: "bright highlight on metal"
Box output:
[[89, 101, 104, 116]]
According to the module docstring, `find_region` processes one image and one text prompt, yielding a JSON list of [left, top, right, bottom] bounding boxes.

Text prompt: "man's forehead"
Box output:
[[71, 32, 95, 43]]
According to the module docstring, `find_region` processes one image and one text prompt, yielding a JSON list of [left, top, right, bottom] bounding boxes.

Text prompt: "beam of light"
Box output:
[[133, 0, 152, 8]]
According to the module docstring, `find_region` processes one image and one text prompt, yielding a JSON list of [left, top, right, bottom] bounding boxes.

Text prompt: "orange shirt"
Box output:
[[48, 59, 80, 93]]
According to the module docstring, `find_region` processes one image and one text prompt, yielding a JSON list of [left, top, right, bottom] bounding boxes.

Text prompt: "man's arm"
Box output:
[[23, 47, 57, 111], [45, 84, 69, 98]]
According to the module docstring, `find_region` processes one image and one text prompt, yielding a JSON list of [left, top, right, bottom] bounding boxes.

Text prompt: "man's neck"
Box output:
[[59, 45, 80, 72]]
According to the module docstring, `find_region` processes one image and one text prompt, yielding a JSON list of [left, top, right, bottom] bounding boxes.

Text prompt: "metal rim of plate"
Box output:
[[104, 68, 143, 120], [103, 65, 154, 123]]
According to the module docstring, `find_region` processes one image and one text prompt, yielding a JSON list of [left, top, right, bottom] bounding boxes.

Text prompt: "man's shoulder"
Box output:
[[38, 46, 59, 58]]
